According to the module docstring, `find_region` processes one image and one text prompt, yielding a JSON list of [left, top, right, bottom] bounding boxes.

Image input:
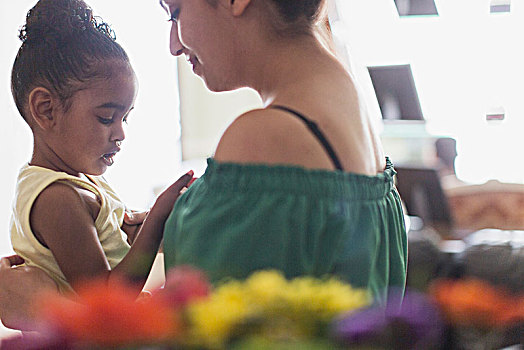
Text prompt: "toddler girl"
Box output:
[[9, 0, 191, 295]]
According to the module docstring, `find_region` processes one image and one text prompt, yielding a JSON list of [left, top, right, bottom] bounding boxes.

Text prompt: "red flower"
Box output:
[[154, 265, 211, 308], [39, 278, 180, 347]]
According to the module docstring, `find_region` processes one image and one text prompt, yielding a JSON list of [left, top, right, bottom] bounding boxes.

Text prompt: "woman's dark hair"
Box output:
[[202, 0, 327, 37], [269, 0, 325, 23], [11, 0, 130, 118], [266, 0, 328, 37]]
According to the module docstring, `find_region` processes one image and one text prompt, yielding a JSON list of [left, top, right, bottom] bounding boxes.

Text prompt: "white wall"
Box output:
[[0, 1, 182, 255], [177, 57, 262, 168], [332, 0, 524, 184], [4, 0, 523, 257]]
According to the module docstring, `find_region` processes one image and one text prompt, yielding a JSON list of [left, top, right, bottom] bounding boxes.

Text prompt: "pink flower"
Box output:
[[154, 265, 211, 308]]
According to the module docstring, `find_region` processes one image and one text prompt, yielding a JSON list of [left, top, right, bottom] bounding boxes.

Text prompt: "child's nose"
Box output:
[[111, 121, 126, 143]]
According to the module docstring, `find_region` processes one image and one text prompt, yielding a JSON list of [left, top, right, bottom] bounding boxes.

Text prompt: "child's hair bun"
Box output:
[[11, 0, 128, 121], [19, 0, 113, 44]]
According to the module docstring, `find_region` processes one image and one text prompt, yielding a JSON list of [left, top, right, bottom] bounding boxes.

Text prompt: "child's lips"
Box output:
[[102, 153, 115, 166], [101, 148, 120, 166]]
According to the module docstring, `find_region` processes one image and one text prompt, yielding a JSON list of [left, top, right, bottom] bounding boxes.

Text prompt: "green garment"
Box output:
[[163, 158, 407, 304]]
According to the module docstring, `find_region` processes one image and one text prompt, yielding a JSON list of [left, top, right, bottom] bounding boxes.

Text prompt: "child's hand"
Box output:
[[178, 176, 198, 196], [122, 211, 148, 244], [148, 171, 194, 222]]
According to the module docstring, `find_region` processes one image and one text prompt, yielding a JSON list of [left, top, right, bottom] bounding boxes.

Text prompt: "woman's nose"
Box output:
[[170, 23, 185, 56]]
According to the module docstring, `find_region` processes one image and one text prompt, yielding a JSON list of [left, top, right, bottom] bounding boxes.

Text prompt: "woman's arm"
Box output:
[[0, 256, 58, 330]]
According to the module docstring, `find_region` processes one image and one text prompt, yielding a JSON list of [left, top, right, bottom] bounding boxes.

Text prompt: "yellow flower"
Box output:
[[184, 271, 370, 347], [244, 270, 289, 309], [285, 277, 370, 321], [186, 282, 253, 348]]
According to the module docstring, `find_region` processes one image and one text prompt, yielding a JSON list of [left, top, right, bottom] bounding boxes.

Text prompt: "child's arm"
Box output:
[[30, 172, 192, 295], [108, 174, 193, 289]]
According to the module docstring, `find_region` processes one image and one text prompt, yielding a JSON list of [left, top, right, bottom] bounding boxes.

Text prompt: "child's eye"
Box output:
[[168, 8, 180, 23], [97, 117, 113, 125], [123, 116, 128, 124]]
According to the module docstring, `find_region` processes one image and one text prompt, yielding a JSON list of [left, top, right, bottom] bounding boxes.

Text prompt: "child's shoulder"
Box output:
[[28, 181, 102, 262], [33, 181, 101, 224]]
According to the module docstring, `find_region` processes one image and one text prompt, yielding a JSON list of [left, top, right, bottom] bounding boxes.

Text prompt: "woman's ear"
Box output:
[[28, 87, 56, 130], [229, 0, 251, 16]]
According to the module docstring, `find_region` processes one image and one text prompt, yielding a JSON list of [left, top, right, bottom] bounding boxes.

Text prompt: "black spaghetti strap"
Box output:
[[271, 105, 344, 171]]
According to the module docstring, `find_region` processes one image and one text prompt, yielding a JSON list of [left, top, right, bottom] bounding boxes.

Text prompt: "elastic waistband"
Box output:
[[203, 157, 397, 200]]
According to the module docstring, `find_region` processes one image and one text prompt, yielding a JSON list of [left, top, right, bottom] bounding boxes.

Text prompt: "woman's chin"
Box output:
[[202, 77, 237, 93]]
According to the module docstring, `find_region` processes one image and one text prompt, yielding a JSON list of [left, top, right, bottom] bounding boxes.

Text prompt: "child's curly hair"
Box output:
[[11, 0, 131, 118]]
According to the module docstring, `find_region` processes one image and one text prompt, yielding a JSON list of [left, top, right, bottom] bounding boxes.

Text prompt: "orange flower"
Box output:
[[39, 278, 180, 347], [430, 278, 524, 328]]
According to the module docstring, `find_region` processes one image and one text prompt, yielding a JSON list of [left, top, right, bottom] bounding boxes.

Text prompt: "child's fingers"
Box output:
[[187, 177, 198, 187], [0, 258, 9, 269], [176, 176, 197, 195], [6, 255, 25, 266], [124, 211, 148, 225], [164, 170, 194, 195], [151, 171, 195, 219], [0, 255, 25, 269]]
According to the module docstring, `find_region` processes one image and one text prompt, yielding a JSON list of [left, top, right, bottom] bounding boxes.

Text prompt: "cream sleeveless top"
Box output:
[[10, 164, 131, 293]]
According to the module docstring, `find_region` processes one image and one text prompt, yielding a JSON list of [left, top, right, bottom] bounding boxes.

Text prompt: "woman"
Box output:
[[160, 0, 407, 304], [0, 0, 407, 329]]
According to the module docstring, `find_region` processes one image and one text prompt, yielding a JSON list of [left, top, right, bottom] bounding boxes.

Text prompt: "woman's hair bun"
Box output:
[[19, 0, 114, 44]]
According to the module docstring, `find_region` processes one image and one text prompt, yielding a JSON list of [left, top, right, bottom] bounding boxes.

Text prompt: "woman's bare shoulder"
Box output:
[[213, 108, 334, 169], [214, 108, 289, 163]]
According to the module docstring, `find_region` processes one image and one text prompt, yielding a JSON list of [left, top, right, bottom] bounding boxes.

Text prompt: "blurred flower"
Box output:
[[0, 330, 71, 350], [30, 268, 523, 350], [333, 306, 386, 344], [229, 336, 345, 350], [334, 290, 443, 349], [391, 290, 443, 343], [186, 281, 252, 348], [155, 265, 211, 308], [184, 271, 370, 349], [283, 276, 370, 322], [242, 269, 288, 309], [39, 278, 179, 347], [430, 278, 524, 329]]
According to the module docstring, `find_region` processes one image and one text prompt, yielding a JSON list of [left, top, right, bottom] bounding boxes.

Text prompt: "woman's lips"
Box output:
[[188, 55, 200, 73]]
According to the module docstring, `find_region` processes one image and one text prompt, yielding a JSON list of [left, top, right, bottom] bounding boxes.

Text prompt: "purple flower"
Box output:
[[388, 291, 443, 344], [333, 290, 444, 349], [0, 331, 71, 350], [334, 306, 387, 343]]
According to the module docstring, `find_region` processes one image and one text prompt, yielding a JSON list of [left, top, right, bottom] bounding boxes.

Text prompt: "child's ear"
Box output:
[[28, 87, 57, 130], [226, 0, 251, 17]]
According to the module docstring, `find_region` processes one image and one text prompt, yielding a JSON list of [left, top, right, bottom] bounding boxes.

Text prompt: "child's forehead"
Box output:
[[78, 64, 137, 98], [94, 60, 135, 78]]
